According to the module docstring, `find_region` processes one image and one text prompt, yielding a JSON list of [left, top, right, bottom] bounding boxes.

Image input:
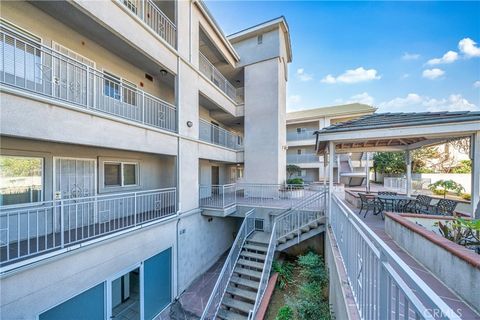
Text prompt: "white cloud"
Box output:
[[401, 73, 410, 79], [296, 68, 313, 82], [402, 52, 420, 60], [458, 38, 480, 58], [422, 68, 445, 80], [287, 95, 303, 111], [474, 80, 480, 88], [334, 92, 375, 106], [427, 50, 458, 65], [321, 67, 381, 84], [379, 93, 478, 112]]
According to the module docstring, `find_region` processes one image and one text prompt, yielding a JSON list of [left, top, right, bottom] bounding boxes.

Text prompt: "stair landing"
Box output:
[[248, 231, 270, 245]]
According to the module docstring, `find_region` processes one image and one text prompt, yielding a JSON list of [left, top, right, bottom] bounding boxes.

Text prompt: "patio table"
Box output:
[[377, 195, 416, 213]]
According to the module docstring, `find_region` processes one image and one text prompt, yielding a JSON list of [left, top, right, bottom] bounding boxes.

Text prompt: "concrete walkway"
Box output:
[[157, 252, 227, 320]]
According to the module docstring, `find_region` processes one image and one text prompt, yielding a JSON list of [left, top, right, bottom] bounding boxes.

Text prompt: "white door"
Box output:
[[54, 158, 96, 199]]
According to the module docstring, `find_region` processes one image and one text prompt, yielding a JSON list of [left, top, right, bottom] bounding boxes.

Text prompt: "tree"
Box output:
[[286, 165, 301, 178], [373, 152, 405, 177], [428, 179, 465, 198], [451, 160, 472, 174], [411, 147, 440, 173]]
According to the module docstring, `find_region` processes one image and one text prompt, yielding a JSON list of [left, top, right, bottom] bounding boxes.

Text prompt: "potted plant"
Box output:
[[428, 179, 465, 199]]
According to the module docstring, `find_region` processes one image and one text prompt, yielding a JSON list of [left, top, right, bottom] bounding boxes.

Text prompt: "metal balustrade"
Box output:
[[286, 153, 320, 163], [199, 53, 239, 102], [199, 184, 236, 208], [287, 130, 316, 141], [0, 188, 176, 266], [199, 119, 243, 150], [118, 0, 176, 47], [330, 194, 460, 320], [201, 208, 257, 319], [0, 26, 177, 132]]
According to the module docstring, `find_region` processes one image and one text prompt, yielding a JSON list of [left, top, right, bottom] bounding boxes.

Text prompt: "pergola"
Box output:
[[315, 111, 480, 218]]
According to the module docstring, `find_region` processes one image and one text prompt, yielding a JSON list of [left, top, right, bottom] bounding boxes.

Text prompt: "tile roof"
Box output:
[[315, 111, 480, 134], [287, 103, 376, 121]]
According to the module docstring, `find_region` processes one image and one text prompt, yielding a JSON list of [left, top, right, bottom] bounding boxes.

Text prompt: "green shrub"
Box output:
[[428, 180, 465, 198], [275, 305, 294, 320], [272, 260, 294, 290], [297, 252, 328, 286], [287, 178, 304, 185], [432, 189, 447, 196], [461, 193, 471, 201]]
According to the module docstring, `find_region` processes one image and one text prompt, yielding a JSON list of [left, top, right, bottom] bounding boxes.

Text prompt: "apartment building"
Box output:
[[286, 103, 376, 183], [0, 1, 291, 318]]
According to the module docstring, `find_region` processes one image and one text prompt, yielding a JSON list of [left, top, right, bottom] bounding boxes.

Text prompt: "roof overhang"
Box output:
[[316, 120, 479, 154]]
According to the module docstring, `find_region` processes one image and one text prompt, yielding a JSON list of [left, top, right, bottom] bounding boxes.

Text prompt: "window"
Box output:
[[301, 170, 307, 177], [0, 156, 43, 205], [257, 34, 263, 44], [103, 72, 121, 100], [297, 149, 304, 155], [123, 0, 138, 14], [296, 127, 306, 134], [103, 162, 138, 187]]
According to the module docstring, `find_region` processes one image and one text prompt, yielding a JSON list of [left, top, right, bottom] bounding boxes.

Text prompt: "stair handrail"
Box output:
[[200, 208, 257, 320], [247, 220, 277, 319]]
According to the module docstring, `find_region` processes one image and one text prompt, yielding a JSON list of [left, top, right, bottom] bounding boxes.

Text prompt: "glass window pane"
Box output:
[[144, 248, 172, 320], [104, 163, 121, 186], [123, 164, 137, 186], [0, 156, 42, 205]]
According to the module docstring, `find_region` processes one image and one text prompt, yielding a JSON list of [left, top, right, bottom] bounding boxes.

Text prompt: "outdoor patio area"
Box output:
[[335, 191, 479, 319]]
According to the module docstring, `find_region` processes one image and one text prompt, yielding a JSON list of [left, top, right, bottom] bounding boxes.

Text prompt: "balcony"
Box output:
[[199, 119, 243, 150], [287, 130, 316, 141], [287, 154, 319, 163], [0, 188, 176, 267], [118, 0, 176, 48], [0, 27, 177, 132], [199, 53, 241, 103]]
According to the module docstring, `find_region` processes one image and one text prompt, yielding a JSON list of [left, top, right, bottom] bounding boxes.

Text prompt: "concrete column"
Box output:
[[328, 141, 335, 219], [405, 150, 412, 197], [471, 132, 480, 218], [336, 155, 341, 183]]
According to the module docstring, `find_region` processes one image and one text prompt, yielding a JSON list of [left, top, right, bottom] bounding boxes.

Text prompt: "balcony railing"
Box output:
[[118, 0, 176, 47], [199, 183, 326, 210], [287, 154, 319, 163], [199, 119, 243, 150], [0, 26, 177, 132], [287, 130, 316, 141], [330, 194, 460, 319], [199, 52, 239, 102], [0, 188, 176, 266]]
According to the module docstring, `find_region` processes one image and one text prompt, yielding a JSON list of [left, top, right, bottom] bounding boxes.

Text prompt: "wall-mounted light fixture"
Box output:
[[282, 145, 289, 150], [186, 121, 193, 127], [160, 69, 168, 76]]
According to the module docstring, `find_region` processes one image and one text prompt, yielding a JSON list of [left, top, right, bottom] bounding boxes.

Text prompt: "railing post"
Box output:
[[378, 251, 389, 319], [60, 200, 65, 248], [85, 65, 90, 108], [134, 192, 137, 226], [142, 92, 145, 124]]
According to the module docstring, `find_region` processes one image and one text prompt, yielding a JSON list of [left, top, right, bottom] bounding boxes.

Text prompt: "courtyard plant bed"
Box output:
[[265, 251, 333, 320], [385, 213, 480, 312]]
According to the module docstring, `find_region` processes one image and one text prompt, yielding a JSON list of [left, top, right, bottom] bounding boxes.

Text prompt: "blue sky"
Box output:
[[205, 1, 480, 113]]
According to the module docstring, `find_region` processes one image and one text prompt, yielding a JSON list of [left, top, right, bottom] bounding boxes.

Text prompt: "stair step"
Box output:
[[226, 285, 257, 301], [237, 258, 264, 270], [222, 297, 254, 314], [234, 267, 262, 279], [301, 226, 310, 233], [243, 243, 267, 253], [309, 221, 319, 228], [241, 251, 266, 261], [230, 276, 260, 290], [217, 308, 248, 320]]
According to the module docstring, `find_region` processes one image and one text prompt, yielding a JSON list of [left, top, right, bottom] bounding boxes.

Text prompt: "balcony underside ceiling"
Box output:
[[199, 93, 244, 131], [30, 0, 176, 85]]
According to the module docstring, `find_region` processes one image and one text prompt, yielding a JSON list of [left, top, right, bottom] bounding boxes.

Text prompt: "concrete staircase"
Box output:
[[217, 231, 270, 320], [276, 215, 326, 251]]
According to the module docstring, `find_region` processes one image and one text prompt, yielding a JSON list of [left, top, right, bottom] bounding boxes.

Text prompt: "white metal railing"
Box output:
[[118, 0, 176, 47], [384, 177, 431, 193], [199, 184, 236, 208], [0, 188, 176, 265], [201, 208, 257, 320], [287, 153, 319, 164], [0, 26, 177, 132], [199, 52, 238, 101], [330, 194, 461, 320], [275, 190, 327, 243], [287, 130, 316, 141], [236, 183, 317, 208], [199, 119, 243, 150]]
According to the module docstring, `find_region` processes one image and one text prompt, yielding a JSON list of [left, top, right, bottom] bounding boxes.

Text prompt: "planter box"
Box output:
[[385, 213, 480, 312]]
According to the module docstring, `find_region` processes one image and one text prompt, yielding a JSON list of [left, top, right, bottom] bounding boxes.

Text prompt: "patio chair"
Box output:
[[414, 195, 434, 214], [431, 199, 458, 216], [359, 193, 383, 218], [378, 191, 398, 196], [377, 191, 397, 211]]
